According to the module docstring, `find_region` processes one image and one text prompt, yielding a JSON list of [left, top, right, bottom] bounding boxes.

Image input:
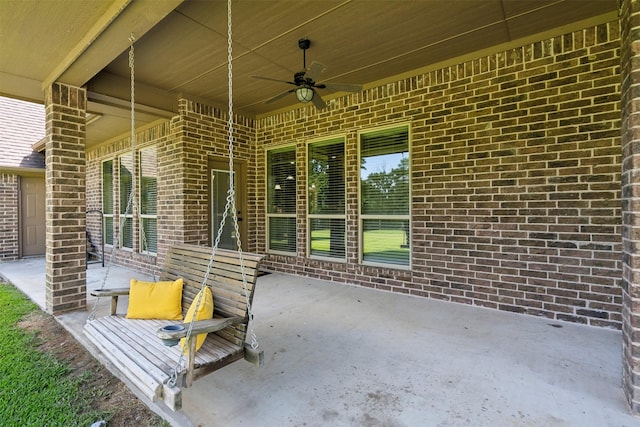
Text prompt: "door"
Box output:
[[20, 176, 45, 256], [209, 158, 246, 250]]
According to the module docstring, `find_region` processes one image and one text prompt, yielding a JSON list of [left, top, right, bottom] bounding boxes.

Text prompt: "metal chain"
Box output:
[[223, 0, 258, 351], [87, 190, 136, 321], [88, 34, 139, 322], [129, 33, 136, 187], [128, 34, 154, 275], [169, 0, 259, 387], [129, 33, 150, 265]]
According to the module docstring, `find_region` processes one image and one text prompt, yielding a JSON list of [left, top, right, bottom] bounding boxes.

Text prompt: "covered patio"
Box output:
[[2, 0, 640, 420], [0, 258, 635, 426]]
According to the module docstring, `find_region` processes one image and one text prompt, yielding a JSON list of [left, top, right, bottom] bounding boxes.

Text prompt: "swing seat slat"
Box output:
[[84, 244, 265, 411]]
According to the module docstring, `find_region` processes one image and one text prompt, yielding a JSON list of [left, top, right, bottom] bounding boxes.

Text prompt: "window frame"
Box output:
[[358, 123, 412, 269], [118, 153, 135, 251], [266, 144, 297, 255], [101, 159, 114, 247], [139, 146, 157, 255], [307, 135, 347, 261]]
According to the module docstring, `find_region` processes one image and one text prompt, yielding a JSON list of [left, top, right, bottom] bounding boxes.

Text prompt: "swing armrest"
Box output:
[[90, 287, 130, 297], [90, 288, 130, 315], [156, 316, 244, 340]]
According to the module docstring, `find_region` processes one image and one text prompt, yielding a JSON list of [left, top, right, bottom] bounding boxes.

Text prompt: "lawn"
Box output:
[[311, 227, 410, 265], [362, 229, 410, 265], [0, 282, 165, 427], [0, 283, 108, 426]]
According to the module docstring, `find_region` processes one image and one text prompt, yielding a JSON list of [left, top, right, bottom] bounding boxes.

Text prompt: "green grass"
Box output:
[[362, 229, 410, 265], [0, 283, 107, 426], [311, 228, 410, 265], [310, 228, 333, 254]]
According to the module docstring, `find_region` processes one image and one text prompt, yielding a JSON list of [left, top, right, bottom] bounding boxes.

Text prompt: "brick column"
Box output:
[[621, 0, 640, 416], [44, 82, 87, 314]]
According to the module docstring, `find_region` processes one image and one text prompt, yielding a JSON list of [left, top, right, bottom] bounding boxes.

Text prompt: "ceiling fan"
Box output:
[[252, 38, 362, 109]]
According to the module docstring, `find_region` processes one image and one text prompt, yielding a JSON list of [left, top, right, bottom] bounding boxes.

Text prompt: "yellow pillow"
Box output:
[[126, 278, 184, 320], [180, 287, 214, 353]]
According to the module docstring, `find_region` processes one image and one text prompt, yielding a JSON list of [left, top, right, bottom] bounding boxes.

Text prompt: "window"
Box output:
[[359, 125, 410, 267], [102, 148, 157, 254], [119, 154, 134, 249], [267, 146, 296, 254], [308, 137, 345, 259], [102, 160, 114, 246], [139, 147, 157, 254], [210, 163, 236, 250]]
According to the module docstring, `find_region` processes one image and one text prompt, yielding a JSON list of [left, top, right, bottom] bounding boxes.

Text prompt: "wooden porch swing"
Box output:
[[85, 244, 264, 410], [83, 1, 265, 411]]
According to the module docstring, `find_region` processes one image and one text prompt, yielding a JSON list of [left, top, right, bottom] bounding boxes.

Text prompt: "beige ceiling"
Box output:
[[0, 0, 618, 148]]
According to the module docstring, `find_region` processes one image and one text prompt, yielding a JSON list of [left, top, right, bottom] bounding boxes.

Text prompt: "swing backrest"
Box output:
[[159, 243, 265, 346]]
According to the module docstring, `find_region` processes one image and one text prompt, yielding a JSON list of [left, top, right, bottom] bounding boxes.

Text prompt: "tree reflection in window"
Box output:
[[360, 126, 410, 266]]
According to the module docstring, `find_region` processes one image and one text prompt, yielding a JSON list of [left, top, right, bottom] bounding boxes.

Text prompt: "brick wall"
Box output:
[[86, 121, 172, 276], [87, 98, 257, 276], [158, 99, 257, 253], [84, 22, 622, 329], [619, 0, 640, 414], [256, 21, 622, 328], [0, 173, 19, 260]]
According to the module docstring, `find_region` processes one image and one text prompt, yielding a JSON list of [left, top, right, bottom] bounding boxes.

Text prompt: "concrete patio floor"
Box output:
[[0, 257, 637, 427]]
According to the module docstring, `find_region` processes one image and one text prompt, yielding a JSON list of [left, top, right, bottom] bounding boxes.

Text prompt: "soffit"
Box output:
[[98, 0, 618, 115], [0, 0, 618, 148]]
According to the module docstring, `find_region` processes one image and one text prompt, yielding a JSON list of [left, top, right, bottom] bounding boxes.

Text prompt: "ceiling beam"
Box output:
[[42, 0, 184, 91], [41, 0, 132, 91], [87, 91, 175, 119], [0, 72, 45, 104], [87, 70, 178, 115]]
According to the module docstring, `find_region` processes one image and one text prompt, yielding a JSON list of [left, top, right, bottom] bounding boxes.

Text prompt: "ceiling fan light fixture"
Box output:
[[254, 38, 358, 109], [295, 87, 314, 103]]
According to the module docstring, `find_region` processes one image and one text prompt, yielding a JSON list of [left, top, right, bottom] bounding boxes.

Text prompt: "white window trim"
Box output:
[[306, 135, 347, 262], [266, 214, 297, 256], [118, 154, 135, 251], [357, 122, 412, 269], [101, 159, 114, 248], [266, 144, 297, 255], [138, 146, 157, 255]]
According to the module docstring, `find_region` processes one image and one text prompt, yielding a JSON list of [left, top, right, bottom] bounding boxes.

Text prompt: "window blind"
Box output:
[[308, 138, 345, 259], [119, 155, 133, 215], [139, 147, 157, 216], [267, 146, 296, 253], [267, 148, 296, 214], [102, 160, 113, 245], [119, 155, 134, 249], [140, 147, 157, 253], [360, 126, 410, 267], [360, 127, 409, 216]]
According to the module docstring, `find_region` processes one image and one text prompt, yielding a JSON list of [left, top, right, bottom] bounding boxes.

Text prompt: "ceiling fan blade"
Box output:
[[318, 82, 363, 93], [252, 75, 296, 85], [311, 91, 327, 109], [305, 61, 327, 82], [265, 89, 294, 104]]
